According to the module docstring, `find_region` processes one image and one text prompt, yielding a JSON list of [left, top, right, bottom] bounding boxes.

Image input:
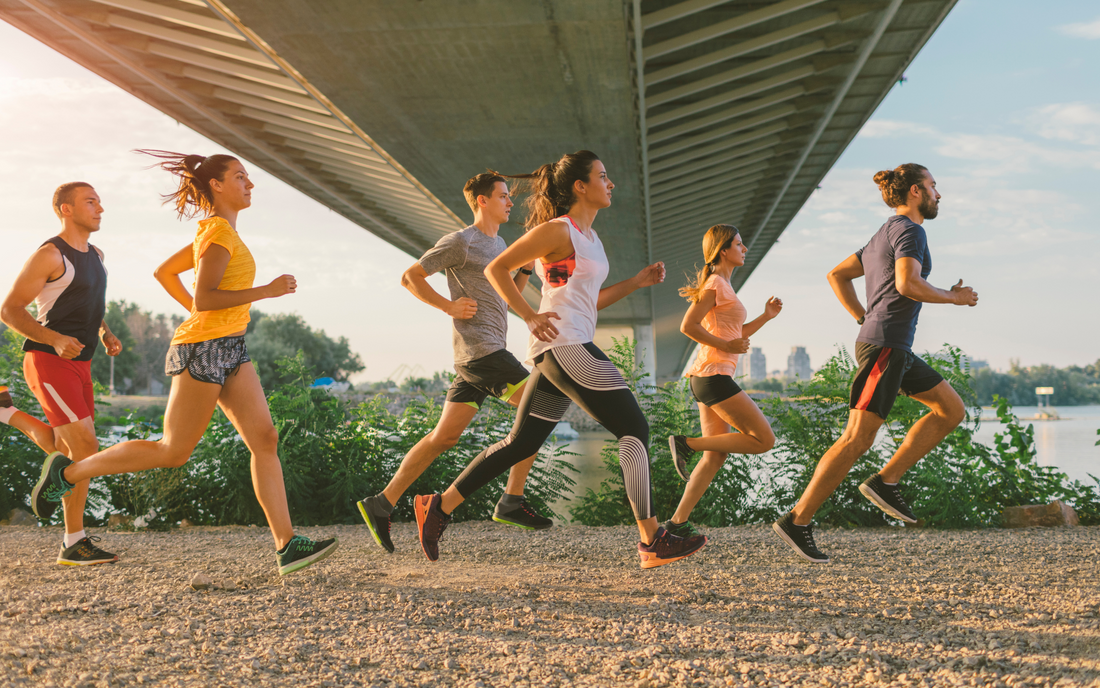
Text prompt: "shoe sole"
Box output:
[[771, 522, 830, 563], [357, 501, 395, 553], [639, 537, 708, 570], [492, 515, 553, 531], [57, 557, 118, 566], [31, 452, 64, 520], [669, 436, 690, 482], [278, 538, 339, 575], [413, 496, 438, 562], [858, 484, 918, 524]]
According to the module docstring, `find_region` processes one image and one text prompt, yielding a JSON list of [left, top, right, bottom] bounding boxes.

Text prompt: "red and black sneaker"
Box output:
[[638, 526, 707, 569], [414, 494, 452, 562]]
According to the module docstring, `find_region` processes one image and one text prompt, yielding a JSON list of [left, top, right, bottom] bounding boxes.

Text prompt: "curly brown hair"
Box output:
[[873, 163, 928, 208]]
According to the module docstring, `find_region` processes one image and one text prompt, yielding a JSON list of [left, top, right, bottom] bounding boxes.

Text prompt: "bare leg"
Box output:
[[217, 363, 293, 550], [6, 411, 57, 453], [53, 418, 98, 537], [383, 401, 479, 506], [879, 380, 965, 482], [791, 410, 883, 525], [63, 372, 222, 483], [672, 393, 775, 524]]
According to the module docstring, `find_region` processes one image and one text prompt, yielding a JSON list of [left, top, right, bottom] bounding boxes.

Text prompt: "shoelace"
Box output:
[[519, 501, 539, 518], [45, 485, 73, 502], [291, 536, 314, 553]]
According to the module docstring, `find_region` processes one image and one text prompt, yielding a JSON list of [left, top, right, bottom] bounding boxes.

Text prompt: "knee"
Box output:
[[756, 428, 776, 453], [428, 429, 462, 452], [251, 425, 281, 455], [940, 399, 966, 428], [162, 449, 191, 469], [838, 431, 874, 456]]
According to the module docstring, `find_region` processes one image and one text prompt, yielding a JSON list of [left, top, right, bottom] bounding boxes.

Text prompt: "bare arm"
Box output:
[[0, 244, 85, 359], [512, 261, 535, 293], [154, 244, 197, 313], [192, 244, 296, 312], [741, 296, 783, 338], [895, 257, 978, 306], [827, 253, 867, 321], [485, 220, 572, 342], [596, 262, 665, 311], [400, 262, 477, 320]]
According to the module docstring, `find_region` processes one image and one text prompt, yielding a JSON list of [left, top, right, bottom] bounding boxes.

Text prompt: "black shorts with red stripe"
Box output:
[[849, 342, 944, 420]]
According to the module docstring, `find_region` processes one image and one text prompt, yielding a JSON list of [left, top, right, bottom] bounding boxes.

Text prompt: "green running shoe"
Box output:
[[276, 535, 339, 575], [668, 435, 695, 482], [663, 519, 702, 540], [31, 452, 74, 520]]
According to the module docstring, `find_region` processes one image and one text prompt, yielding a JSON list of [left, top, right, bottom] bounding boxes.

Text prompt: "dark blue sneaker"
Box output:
[[31, 452, 74, 520], [277, 535, 339, 575], [859, 474, 918, 523]]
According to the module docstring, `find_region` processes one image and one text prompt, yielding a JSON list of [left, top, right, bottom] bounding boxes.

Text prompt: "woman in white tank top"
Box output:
[[414, 151, 707, 570]]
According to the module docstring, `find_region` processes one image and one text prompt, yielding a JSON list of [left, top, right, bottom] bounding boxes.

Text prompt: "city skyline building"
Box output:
[[786, 346, 813, 381], [743, 347, 767, 382]]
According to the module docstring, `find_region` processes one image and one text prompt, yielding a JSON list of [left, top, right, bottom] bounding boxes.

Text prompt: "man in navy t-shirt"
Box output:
[[773, 163, 979, 564]]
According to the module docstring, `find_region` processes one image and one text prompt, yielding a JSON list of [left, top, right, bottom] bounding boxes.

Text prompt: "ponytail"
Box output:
[[136, 149, 239, 220], [679, 224, 739, 303], [505, 150, 601, 230]]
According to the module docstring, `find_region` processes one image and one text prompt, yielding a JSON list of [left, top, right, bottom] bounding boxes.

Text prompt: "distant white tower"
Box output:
[[786, 346, 812, 381], [743, 347, 767, 381]]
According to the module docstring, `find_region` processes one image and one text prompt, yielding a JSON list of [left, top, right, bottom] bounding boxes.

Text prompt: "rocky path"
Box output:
[[1, 523, 1097, 687]]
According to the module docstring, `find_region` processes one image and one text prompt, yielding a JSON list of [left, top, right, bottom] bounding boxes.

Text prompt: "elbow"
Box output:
[[192, 294, 211, 312], [0, 306, 12, 328], [399, 271, 412, 290], [895, 281, 915, 299]]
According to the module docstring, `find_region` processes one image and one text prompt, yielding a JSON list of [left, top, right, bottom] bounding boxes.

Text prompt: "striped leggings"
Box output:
[[452, 342, 653, 521]]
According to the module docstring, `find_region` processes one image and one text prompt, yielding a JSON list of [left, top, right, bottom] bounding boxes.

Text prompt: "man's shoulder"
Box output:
[[884, 215, 925, 237]]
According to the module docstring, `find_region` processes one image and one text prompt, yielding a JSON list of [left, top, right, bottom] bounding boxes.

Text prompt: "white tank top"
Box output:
[[526, 215, 609, 365]]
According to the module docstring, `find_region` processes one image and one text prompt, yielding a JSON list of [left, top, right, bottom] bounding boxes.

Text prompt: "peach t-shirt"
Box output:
[[687, 273, 747, 378], [171, 217, 256, 345]]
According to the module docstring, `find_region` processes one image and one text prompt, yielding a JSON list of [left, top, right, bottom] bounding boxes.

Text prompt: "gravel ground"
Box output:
[[1, 522, 1097, 688]]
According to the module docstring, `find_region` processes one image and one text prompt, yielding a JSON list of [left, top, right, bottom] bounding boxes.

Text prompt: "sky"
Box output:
[[1, 0, 1098, 383]]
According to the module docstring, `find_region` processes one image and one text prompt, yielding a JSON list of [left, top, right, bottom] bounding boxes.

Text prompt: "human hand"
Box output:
[[526, 311, 561, 343], [635, 262, 665, 288], [101, 332, 122, 356], [950, 279, 978, 307], [724, 337, 750, 354], [764, 296, 783, 319], [266, 274, 297, 298], [52, 334, 85, 360], [447, 297, 478, 320]]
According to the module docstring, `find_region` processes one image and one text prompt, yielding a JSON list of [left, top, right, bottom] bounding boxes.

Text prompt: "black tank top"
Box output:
[[23, 237, 108, 363]]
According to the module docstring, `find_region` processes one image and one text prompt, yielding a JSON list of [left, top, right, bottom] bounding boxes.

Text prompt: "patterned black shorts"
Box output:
[[165, 335, 250, 385]]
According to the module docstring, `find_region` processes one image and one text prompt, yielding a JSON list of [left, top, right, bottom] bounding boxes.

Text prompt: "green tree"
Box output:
[[89, 301, 138, 392], [246, 311, 364, 388]]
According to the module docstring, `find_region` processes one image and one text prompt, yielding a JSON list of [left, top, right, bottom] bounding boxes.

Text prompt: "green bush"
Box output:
[[0, 328, 49, 518]]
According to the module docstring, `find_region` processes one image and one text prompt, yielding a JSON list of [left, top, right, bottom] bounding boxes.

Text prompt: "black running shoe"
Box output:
[[493, 498, 553, 530], [31, 452, 74, 520], [277, 535, 339, 575], [668, 435, 695, 482], [663, 519, 702, 540], [414, 494, 451, 562], [859, 474, 918, 523], [57, 535, 118, 566], [638, 526, 707, 569], [357, 496, 395, 553], [772, 512, 829, 563]]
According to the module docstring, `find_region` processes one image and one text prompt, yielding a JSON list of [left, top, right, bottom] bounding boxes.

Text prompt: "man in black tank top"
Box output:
[[1, 182, 123, 566]]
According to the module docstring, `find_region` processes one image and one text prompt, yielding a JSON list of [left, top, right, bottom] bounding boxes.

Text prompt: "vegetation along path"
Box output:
[[1, 523, 1097, 688]]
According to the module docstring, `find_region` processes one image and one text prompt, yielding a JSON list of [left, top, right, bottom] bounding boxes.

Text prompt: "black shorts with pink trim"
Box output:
[[849, 341, 943, 420]]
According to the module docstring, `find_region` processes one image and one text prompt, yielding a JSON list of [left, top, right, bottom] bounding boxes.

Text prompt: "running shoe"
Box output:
[[637, 526, 707, 569], [31, 452, 75, 520], [859, 474, 918, 523], [57, 535, 118, 566], [668, 435, 695, 482], [277, 535, 339, 575], [493, 498, 553, 530], [772, 512, 829, 563], [357, 495, 395, 553], [414, 494, 451, 562], [663, 519, 702, 540]]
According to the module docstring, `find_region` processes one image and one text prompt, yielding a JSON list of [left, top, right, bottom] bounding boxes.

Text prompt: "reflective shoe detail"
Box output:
[[638, 526, 707, 569], [859, 474, 918, 523], [357, 497, 395, 553], [772, 512, 829, 563], [414, 494, 451, 562], [57, 536, 118, 566], [669, 435, 695, 482], [663, 519, 702, 540], [493, 499, 553, 531], [31, 452, 74, 520], [277, 535, 339, 575]]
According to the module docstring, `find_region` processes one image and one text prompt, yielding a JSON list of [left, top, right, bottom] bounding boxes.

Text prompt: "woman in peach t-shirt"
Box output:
[[665, 224, 783, 538]]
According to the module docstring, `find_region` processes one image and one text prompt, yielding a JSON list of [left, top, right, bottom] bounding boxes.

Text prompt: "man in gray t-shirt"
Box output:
[[356, 173, 553, 552]]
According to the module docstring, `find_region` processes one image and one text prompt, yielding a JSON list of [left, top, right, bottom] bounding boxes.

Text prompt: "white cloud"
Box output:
[[1058, 17, 1100, 39], [1031, 103, 1100, 145]]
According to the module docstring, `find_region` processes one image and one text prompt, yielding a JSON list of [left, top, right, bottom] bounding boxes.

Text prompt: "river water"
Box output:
[[551, 404, 1100, 513]]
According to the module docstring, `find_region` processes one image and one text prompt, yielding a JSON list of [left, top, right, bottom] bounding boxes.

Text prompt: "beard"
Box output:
[[918, 189, 939, 220]]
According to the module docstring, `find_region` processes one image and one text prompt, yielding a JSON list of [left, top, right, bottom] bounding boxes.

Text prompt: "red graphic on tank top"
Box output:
[[542, 253, 576, 288]]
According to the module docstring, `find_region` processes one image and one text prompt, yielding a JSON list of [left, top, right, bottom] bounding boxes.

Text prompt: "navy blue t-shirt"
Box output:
[[855, 215, 931, 352]]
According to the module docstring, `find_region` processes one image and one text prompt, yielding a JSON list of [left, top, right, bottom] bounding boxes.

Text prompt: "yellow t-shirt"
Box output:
[[171, 217, 256, 345]]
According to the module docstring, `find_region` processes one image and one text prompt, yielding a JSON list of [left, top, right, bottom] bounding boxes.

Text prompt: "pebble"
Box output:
[[0, 523, 1095, 687]]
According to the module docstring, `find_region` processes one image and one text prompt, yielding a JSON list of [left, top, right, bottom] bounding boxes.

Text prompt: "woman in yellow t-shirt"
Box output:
[[32, 150, 337, 575], [666, 224, 783, 539]]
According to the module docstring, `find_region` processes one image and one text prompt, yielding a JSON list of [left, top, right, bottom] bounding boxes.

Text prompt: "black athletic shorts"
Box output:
[[447, 349, 530, 409], [849, 341, 944, 420], [165, 335, 250, 386], [689, 374, 743, 407]]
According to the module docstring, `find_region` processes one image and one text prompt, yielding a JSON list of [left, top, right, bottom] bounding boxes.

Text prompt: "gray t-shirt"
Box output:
[[418, 225, 508, 364]]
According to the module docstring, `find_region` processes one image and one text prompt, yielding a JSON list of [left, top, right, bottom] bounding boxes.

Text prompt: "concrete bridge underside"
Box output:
[[0, 0, 956, 382]]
